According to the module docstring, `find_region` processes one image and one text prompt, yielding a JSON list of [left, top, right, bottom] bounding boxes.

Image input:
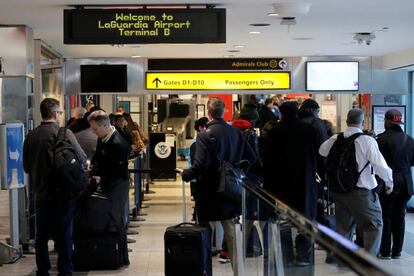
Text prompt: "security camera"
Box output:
[[366, 40, 371, 46]]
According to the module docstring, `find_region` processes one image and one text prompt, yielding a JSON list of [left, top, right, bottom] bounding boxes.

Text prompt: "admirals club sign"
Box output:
[[64, 8, 226, 44]]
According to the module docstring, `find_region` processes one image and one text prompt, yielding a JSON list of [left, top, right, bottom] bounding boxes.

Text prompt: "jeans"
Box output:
[[35, 198, 75, 276]]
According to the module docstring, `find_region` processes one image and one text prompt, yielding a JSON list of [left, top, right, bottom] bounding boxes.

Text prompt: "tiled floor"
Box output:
[[0, 163, 414, 275]]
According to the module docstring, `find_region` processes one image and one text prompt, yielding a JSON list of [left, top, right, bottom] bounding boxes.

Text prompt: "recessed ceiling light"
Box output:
[[249, 31, 261, 34], [223, 55, 234, 58], [267, 13, 279, 16], [292, 37, 314, 41], [249, 23, 270, 27], [233, 45, 245, 48], [131, 55, 141, 58]]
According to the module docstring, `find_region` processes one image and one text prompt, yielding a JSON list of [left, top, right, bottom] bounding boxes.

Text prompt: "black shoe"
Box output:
[[295, 256, 311, 267], [295, 260, 311, 267], [377, 253, 391, 260], [392, 253, 401, 259], [407, 206, 414, 213]]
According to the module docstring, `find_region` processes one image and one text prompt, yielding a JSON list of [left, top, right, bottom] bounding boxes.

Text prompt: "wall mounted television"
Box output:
[[81, 64, 128, 93], [306, 61, 359, 91]]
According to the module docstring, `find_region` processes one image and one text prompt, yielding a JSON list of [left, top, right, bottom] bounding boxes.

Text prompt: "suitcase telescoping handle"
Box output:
[[175, 223, 197, 228]]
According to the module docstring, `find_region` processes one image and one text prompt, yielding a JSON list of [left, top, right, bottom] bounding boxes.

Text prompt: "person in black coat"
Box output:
[[262, 101, 319, 266], [88, 110, 131, 266], [257, 98, 278, 130], [189, 117, 209, 220], [298, 99, 331, 224], [376, 109, 414, 259], [177, 97, 257, 270], [23, 98, 87, 276]]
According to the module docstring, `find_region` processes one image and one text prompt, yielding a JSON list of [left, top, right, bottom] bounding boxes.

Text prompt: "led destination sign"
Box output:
[[146, 72, 291, 90], [64, 9, 226, 44]]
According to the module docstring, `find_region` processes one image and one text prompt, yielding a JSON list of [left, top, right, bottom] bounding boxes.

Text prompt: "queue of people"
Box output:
[[23, 98, 147, 275], [22, 95, 414, 275], [179, 95, 414, 272]]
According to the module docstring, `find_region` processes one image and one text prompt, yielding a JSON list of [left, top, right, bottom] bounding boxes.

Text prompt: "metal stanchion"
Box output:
[[129, 158, 146, 223], [182, 180, 186, 223]]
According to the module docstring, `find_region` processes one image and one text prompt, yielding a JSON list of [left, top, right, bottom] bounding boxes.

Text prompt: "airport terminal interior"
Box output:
[[1, 0, 414, 275]]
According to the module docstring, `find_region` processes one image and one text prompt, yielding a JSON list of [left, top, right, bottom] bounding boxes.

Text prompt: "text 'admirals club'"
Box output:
[[97, 13, 191, 37]]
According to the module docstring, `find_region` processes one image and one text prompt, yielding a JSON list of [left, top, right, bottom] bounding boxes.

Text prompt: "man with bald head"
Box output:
[[319, 108, 393, 256]]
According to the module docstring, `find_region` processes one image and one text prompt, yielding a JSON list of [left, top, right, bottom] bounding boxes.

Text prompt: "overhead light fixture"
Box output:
[[223, 55, 234, 58], [249, 31, 261, 34], [233, 45, 245, 48], [131, 55, 141, 58], [267, 13, 279, 17], [280, 17, 296, 25], [292, 37, 314, 41], [249, 23, 271, 27]]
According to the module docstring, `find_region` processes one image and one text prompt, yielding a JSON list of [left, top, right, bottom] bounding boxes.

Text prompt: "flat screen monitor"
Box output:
[[81, 64, 128, 93], [306, 61, 359, 91]]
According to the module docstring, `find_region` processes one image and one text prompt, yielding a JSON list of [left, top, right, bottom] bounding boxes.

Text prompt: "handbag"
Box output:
[[216, 156, 250, 204]]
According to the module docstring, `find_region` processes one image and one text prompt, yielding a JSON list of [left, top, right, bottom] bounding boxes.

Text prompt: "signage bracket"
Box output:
[[68, 4, 217, 9]]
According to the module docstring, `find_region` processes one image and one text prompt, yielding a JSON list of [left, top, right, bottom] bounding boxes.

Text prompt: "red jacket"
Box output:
[[232, 119, 252, 131]]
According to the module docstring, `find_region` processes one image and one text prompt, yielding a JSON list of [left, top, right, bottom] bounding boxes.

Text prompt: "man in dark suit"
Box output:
[[177, 97, 257, 271], [88, 110, 131, 266], [377, 109, 414, 259]]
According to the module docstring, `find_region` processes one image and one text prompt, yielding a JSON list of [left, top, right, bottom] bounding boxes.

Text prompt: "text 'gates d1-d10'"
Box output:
[[64, 8, 226, 44], [145, 72, 291, 90]]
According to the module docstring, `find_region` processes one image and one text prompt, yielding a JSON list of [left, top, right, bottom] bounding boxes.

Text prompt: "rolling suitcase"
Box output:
[[164, 223, 212, 276], [73, 233, 123, 271]]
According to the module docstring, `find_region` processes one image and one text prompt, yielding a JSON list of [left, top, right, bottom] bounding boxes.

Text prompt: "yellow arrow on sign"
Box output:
[[146, 72, 290, 90]]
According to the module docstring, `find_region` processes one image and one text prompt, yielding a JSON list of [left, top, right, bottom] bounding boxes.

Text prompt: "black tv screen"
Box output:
[[306, 61, 359, 91], [81, 64, 128, 93]]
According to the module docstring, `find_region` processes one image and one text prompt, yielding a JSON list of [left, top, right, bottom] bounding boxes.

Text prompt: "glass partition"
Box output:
[[241, 181, 391, 276]]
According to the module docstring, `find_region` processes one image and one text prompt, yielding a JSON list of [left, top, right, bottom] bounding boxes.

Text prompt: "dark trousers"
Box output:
[[379, 193, 410, 256], [35, 198, 75, 276]]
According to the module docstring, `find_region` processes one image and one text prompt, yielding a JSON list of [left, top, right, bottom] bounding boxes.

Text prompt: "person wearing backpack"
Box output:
[[319, 108, 393, 256], [376, 109, 414, 259], [23, 98, 87, 276]]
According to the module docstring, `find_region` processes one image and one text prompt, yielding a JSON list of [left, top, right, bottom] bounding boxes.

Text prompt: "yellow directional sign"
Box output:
[[146, 72, 290, 90]]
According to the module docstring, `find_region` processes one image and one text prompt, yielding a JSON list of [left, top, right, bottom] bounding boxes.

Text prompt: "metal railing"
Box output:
[[241, 181, 393, 276]]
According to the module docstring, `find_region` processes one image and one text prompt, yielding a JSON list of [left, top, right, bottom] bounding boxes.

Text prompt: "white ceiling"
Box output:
[[1, 0, 414, 59]]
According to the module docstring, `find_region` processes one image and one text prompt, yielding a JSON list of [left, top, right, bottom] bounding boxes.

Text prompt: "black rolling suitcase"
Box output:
[[73, 233, 123, 271], [164, 223, 212, 276]]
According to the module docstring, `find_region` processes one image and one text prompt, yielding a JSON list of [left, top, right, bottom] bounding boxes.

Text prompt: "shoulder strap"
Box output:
[[346, 132, 364, 141], [349, 132, 370, 175], [56, 127, 67, 143]]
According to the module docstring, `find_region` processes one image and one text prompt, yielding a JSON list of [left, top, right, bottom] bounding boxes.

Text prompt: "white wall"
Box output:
[[382, 47, 414, 70]]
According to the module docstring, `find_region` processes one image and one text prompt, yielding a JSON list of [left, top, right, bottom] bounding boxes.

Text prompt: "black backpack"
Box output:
[[326, 133, 369, 193], [52, 128, 88, 200]]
